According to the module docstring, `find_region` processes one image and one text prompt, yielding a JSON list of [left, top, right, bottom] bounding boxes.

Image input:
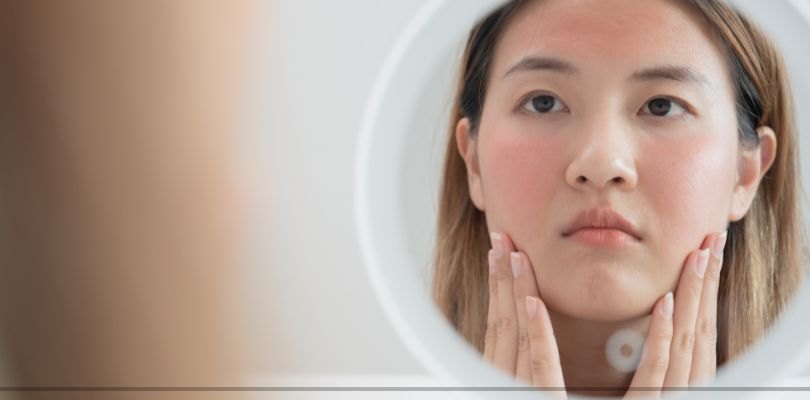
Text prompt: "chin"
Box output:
[[543, 278, 658, 322]]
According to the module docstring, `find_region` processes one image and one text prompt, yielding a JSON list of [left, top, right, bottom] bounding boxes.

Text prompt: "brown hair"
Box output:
[[432, 0, 806, 366]]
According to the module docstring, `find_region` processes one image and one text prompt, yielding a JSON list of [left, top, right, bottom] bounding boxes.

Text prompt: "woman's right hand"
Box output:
[[484, 231, 567, 397]]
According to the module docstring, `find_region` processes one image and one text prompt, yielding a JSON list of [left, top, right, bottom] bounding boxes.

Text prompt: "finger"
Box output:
[[626, 292, 674, 399], [525, 296, 566, 398], [512, 251, 541, 385], [484, 249, 498, 362], [663, 248, 710, 388], [491, 232, 518, 374], [690, 231, 727, 385]]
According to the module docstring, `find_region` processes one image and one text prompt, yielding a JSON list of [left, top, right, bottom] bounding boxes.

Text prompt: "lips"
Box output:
[[562, 207, 642, 241]]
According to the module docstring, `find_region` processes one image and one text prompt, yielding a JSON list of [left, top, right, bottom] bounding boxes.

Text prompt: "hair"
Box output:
[[431, 0, 806, 366]]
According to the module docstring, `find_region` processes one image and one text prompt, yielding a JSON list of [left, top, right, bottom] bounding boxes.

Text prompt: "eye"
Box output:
[[522, 93, 567, 114], [642, 97, 688, 117]]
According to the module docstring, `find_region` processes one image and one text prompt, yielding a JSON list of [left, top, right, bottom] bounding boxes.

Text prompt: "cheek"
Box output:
[[478, 133, 565, 240], [642, 133, 736, 255]]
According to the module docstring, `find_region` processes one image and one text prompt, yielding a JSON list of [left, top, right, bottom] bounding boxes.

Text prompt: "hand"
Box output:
[[625, 231, 728, 399], [483, 232, 567, 398]]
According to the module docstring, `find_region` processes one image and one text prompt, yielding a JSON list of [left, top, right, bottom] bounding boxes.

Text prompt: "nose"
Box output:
[[564, 119, 638, 191]]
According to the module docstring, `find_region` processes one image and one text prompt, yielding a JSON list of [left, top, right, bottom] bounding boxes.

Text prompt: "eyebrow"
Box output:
[[502, 56, 579, 79], [501, 56, 710, 87], [631, 65, 710, 87]]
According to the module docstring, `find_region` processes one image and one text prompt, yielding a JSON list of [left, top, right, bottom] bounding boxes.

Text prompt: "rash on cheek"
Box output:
[[480, 134, 562, 240]]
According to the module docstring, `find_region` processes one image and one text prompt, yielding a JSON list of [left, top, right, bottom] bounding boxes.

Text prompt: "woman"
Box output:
[[431, 0, 805, 396]]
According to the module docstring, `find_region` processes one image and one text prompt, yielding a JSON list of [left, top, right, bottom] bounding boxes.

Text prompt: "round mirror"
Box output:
[[356, 0, 810, 398]]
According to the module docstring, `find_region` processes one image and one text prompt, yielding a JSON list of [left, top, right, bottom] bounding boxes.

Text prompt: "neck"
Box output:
[[548, 308, 652, 397]]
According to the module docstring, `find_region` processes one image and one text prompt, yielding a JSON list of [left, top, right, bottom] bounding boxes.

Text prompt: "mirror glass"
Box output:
[[356, 0, 810, 398]]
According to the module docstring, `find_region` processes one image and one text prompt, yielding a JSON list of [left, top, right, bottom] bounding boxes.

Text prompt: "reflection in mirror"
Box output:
[[429, 0, 805, 396]]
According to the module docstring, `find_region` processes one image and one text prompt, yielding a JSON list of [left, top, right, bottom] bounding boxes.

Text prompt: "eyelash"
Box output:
[[518, 92, 568, 114], [518, 92, 694, 118]]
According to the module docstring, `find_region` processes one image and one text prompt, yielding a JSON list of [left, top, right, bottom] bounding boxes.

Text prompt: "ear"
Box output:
[[456, 117, 485, 211], [728, 126, 777, 222]]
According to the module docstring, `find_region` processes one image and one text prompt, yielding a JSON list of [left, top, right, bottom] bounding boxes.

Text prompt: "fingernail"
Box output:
[[713, 230, 728, 259], [490, 232, 504, 259], [662, 292, 674, 318], [488, 250, 496, 275], [526, 296, 538, 319], [511, 252, 522, 278], [696, 248, 710, 278]]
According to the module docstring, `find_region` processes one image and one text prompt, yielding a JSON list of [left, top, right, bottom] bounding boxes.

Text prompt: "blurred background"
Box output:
[[1, 1, 810, 400], [0, 0, 434, 395]]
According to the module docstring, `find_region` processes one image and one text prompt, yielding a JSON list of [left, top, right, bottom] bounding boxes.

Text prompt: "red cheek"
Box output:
[[479, 135, 565, 231]]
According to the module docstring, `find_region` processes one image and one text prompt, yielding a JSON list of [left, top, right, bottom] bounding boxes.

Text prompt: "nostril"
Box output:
[[612, 177, 625, 184], [577, 176, 587, 183]]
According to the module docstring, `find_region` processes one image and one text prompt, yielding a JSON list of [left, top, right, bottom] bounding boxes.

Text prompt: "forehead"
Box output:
[[491, 0, 728, 82]]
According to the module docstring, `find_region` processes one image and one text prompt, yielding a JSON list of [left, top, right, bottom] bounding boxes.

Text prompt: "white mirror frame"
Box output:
[[355, 1, 810, 399]]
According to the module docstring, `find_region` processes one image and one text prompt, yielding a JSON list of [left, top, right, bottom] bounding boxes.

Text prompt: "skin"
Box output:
[[456, 0, 777, 395], [0, 0, 255, 387]]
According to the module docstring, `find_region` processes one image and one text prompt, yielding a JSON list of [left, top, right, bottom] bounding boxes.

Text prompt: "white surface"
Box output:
[[251, 0, 428, 375], [253, 374, 810, 400]]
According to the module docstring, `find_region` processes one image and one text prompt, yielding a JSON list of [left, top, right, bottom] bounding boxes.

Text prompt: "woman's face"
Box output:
[[468, 0, 743, 321]]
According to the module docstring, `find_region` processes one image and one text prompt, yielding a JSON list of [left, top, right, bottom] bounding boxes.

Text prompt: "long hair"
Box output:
[[431, 0, 806, 365]]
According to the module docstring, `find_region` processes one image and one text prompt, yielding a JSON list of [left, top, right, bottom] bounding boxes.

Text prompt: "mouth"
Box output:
[[562, 207, 642, 247]]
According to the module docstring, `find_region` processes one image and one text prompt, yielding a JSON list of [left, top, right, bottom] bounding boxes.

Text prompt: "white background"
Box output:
[[259, 0, 429, 376]]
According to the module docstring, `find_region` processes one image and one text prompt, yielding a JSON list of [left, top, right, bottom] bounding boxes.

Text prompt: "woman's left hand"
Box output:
[[625, 230, 728, 399]]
